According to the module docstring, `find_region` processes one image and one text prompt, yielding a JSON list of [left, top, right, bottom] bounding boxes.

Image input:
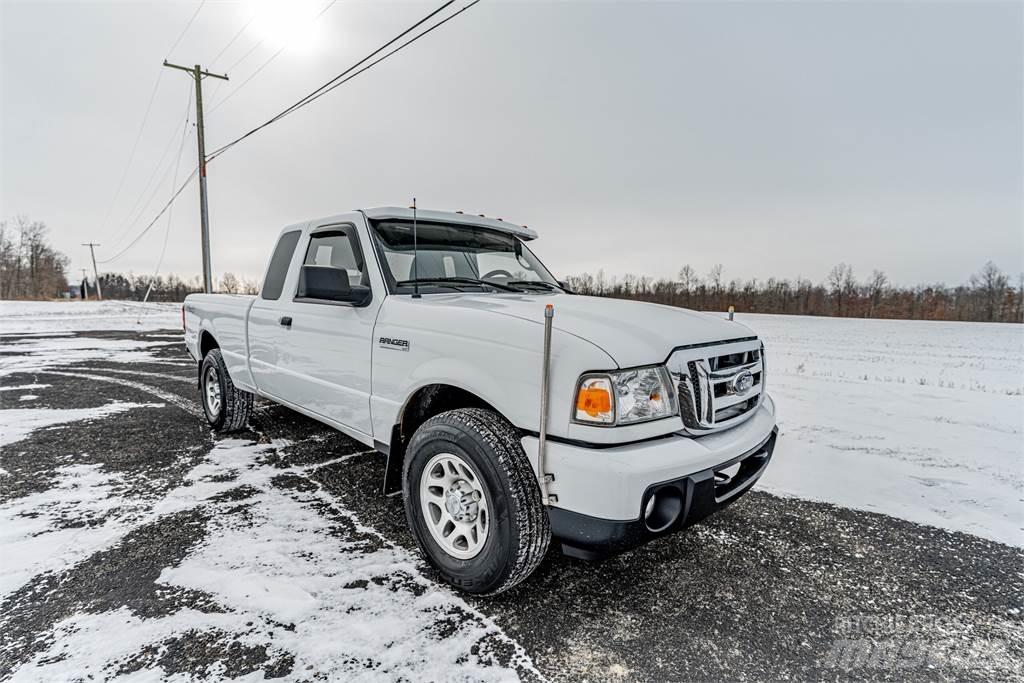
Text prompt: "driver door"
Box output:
[[275, 222, 382, 437]]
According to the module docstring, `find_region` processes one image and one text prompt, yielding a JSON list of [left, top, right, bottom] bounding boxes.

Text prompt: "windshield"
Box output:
[[370, 220, 560, 294]]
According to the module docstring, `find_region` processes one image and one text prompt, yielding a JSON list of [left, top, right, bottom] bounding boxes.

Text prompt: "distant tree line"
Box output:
[[2, 216, 1020, 323], [94, 272, 259, 301], [563, 262, 1024, 323], [0, 217, 70, 299]]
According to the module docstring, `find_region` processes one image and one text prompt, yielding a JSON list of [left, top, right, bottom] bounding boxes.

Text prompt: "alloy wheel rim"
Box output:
[[204, 366, 222, 417], [419, 452, 489, 560]]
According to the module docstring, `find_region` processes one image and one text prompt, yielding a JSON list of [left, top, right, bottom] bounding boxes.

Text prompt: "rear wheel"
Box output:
[[403, 408, 550, 595], [200, 348, 252, 432]]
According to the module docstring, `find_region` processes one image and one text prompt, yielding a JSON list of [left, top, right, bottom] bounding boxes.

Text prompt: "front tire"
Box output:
[[200, 348, 253, 432], [403, 408, 550, 595]]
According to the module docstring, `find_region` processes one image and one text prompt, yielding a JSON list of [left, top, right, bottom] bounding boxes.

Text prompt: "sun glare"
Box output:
[[247, 0, 328, 57]]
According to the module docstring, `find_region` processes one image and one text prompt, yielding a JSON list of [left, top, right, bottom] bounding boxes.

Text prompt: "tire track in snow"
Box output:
[[75, 367, 194, 384], [37, 370, 200, 418]]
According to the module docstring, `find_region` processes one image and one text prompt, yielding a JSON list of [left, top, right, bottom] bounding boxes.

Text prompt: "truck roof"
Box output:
[[360, 207, 538, 241]]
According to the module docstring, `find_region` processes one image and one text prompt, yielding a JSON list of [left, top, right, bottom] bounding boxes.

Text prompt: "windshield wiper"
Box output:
[[396, 277, 523, 293], [506, 280, 563, 292]]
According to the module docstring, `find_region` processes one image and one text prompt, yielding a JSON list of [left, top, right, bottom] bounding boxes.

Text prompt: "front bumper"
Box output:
[[519, 395, 778, 558], [549, 429, 776, 559]]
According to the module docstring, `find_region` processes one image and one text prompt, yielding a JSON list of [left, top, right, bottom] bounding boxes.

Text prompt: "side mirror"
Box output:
[[557, 280, 574, 294], [297, 265, 370, 306]]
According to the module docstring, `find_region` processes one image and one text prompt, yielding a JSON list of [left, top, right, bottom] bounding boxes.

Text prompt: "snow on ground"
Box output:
[[0, 300, 181, 334], [0, 383, 51, 392], [733, 313, 1024, 547], [0, 336, 179, 378], [8, 439, 537, 681], [0, 402, 163, 448], [0, 462, 144, 596]]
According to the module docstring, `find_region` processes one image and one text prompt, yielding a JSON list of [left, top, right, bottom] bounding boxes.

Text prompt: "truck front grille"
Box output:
[[667, 338, 765, 435]]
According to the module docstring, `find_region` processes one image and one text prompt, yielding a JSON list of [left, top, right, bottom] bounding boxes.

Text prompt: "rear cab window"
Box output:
[[261, 230, 301, 300]]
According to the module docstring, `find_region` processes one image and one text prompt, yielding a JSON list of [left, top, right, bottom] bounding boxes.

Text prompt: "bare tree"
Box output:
[[971, 261, 1009, 321], [867, 270, 888, 317], [0, 216, 68, 299], [220, 272, 240, 294], [677, 264, 698, 304], [828, 263, 854, 316], [242, 277, 261, 295], [707, 264, 723, 309]]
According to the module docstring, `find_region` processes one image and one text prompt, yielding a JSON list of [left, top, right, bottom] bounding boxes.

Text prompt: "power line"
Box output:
[[166, 0, 206, 60], [98, 168, 199, 265], [143, 94, 194, 303], [207, 0, 339, 115], [204, 8, 258, 104], [98, 0, 206, 242], [108, 82, 195, 249], [213, 0, 458, 146], [208, 0, 478, 162], [225, 29, 266, 73], [209, 9, 257, 70], [102, 0, 480, 269], [98, 69, 164, 242]]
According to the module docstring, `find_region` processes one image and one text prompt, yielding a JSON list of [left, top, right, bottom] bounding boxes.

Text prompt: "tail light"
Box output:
[[181, 305, 186, 331]]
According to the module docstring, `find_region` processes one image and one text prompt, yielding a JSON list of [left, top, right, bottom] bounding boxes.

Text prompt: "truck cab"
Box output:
[[184, 207, 778, 595]]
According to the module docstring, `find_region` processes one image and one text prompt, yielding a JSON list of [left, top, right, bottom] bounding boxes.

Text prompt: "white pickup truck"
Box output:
[[183, 207, 778, 595]]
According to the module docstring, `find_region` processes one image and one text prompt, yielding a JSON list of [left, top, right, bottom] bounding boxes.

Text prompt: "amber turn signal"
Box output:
[[577, 386, 611, 417]]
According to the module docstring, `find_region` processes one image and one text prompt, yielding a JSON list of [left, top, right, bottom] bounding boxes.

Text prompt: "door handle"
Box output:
[[279, 316, 292, 327]]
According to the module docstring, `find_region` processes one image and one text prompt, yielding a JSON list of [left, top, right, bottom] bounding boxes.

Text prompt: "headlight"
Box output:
[[573, 365, 677, 426]]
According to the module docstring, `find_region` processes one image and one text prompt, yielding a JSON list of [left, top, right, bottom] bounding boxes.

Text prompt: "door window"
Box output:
[[303, 227, 367, 288]]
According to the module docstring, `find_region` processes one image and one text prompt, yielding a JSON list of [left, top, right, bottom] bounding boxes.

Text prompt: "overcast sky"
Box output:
[[2, 0, 1021, 287]]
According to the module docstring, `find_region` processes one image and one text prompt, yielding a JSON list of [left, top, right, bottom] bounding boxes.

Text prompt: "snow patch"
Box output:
[[0, 463, 147, 597], [9, 439, 538, 681], [0, 402, 164, 447], [0, 383, 52, 392], [0, 336, 177, 378]]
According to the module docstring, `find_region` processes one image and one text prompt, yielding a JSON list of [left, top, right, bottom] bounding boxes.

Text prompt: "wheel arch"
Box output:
[[199, 329, 219, 359], [381, 382, 512, 495]]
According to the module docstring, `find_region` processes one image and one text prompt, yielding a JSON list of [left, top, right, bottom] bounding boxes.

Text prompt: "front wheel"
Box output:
[[200, 348, 253, 432], [403, 408, 550, 595]]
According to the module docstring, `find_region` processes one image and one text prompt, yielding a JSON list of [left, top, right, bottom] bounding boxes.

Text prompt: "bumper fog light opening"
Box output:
[[643, 487, 683, 533]]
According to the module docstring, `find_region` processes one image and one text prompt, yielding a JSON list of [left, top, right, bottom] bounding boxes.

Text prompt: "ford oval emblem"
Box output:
[[729, 370, 754, 395]]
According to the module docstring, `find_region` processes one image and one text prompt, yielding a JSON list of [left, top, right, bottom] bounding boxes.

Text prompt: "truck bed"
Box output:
[[183, 293, 257, 391]]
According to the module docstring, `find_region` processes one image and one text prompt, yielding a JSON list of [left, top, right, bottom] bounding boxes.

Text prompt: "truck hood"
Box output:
[[421, 293, 755, 368]]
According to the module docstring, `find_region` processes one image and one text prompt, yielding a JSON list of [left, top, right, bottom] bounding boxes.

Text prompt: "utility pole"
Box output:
[[163, 60, 228, 294], [82, 243, 103, 300], [80, 268, 89, 300]]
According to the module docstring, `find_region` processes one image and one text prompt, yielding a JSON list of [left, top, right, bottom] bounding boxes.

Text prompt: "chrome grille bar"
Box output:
[[667, 338, 765, 435]]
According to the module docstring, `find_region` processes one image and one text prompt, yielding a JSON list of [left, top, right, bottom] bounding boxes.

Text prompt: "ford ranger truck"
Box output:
[[183, 207, 778, 595]]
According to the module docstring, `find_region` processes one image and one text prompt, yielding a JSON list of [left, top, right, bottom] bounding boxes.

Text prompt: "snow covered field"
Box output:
[[0, 300, 180, 334], [734, 313, 1023, 546]]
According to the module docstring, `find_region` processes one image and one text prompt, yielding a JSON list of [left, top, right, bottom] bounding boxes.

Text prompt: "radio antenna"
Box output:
[[411, 197, 421, 299]]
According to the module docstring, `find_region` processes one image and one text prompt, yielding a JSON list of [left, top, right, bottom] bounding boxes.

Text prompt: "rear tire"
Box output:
[[403, 408, 550, 595], [200, 348, 252, 432]]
